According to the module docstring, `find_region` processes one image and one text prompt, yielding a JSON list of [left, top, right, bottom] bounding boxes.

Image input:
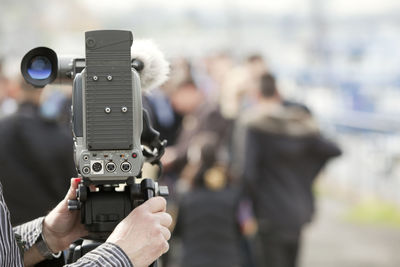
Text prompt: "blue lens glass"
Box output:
[[27, 56, 52, 80]]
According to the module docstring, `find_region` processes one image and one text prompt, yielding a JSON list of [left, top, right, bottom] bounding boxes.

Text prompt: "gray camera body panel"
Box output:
[[72, 30, 144, 181], [85, 30, 133, 150], [73, 70, 144, 181]]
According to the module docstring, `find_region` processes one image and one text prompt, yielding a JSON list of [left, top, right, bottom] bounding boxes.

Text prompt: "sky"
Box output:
[[80, 0, 400, 16]]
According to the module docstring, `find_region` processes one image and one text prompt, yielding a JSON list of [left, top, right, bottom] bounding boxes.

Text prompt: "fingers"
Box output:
[[161, 239, 170, 255], [159, 226, 171, 241], [154, 212, 173, 228], [141, 197, 167, 213]]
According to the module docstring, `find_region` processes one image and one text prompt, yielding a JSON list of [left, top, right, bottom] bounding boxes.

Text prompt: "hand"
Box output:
[[42, 178, 88, 252], [107, 197, 172, 267]]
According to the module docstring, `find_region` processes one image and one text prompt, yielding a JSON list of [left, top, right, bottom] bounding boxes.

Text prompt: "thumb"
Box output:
[[65, 178, 81, 201]]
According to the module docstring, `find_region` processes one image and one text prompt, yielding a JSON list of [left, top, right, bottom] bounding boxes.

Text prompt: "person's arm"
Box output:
[[308, 135, 342, 159], [242, 129, 263, 194], [13, 217, 52, 267], [0, 183, 24, 267]]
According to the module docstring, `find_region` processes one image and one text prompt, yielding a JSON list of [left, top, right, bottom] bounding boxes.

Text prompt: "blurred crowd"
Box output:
[[0, 52, 341, 267], [144, 53, 341, 267]]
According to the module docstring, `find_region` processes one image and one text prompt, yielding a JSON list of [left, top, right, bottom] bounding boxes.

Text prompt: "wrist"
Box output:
[[35, 233, 62, 260], [42, 218, 62, 253]]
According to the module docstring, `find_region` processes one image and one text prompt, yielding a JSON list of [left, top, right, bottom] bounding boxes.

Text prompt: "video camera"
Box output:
[[21, 30, 168, 264]]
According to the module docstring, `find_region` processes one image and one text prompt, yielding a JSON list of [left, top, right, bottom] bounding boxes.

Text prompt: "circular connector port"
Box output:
[[82, 166, 90, 175], [92, 162, 102, 172], [106, 162, 116, 172], [121, 161, 131, 172], [83, 155, 89, 161]]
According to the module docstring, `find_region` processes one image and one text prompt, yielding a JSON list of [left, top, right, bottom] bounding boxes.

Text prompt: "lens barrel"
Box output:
[[21, 47, 58, 88]]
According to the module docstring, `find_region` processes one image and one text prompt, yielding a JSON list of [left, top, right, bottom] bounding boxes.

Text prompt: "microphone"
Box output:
[[131, 39, 170, 91]]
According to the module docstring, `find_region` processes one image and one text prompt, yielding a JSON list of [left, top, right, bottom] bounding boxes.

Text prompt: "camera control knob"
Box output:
[[158, 186, 169, 197]]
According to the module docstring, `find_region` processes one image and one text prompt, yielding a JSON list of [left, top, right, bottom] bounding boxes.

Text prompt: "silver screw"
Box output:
[[121, 106, 128, 113], [107, 75, 113, 81], [93, 75, 98, 81], [105, 107, 111, 114]]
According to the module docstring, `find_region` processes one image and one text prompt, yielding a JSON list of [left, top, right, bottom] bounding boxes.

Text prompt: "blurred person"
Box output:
[[240, 73, 341, 267], [0, 73, 19, 117], [173, 132, 246, 267], [161, 79, 230, 178], [245, 54, 268, 82], [199, 52, 234, 102], [0, 177, 172, 267], [143, 58, 196, 148], [0, 79, 76, 227], [143, 88, 183, 147], [159, 73, 234, 264], [219, 54, 269, 121], [238, 54, 270, 112]]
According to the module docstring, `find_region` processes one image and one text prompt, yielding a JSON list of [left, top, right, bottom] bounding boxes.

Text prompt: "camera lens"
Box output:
[[106, 162, 116, 172], [92, 162, 102, 172], [121, 162, 131, 172], [27, 56, 52, 80]]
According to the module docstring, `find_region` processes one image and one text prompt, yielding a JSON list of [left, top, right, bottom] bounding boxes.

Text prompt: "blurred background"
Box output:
[[1, 0, 400, 266]]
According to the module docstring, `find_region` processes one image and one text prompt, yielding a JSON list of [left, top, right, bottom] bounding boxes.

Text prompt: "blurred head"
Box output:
[[258, 73, 279, 100], [162, 57, 192, 95], [18, 78, 43, 105], [203, 165, 227, 191], [170, 80, 204, 115], [206, 52, 234, 85], [246, 54, 268, 79]]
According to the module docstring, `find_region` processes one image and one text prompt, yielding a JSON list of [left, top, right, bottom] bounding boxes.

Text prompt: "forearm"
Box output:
[[23, 242, 132, 267], [13, 217, 61, 266], [13, 217, 45, 251], [23, 245, 46, 267], [65, 243, 133, 267]]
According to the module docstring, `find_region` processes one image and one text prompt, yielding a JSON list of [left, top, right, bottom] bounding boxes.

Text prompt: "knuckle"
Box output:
[[144, 212, 155, 224], [162, 241, 170, 253], [153, 225, 163, 236], [158, 240, 169, 254], [165, 213, 173, 226], [153, 196, 166, 207], [165, 228, 172, 240], [131, 206, 144, 216], [158, 196, 167, 207]]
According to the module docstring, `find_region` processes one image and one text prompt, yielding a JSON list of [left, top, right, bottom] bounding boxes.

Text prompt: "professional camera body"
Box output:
[[21, 30, 168, 263]]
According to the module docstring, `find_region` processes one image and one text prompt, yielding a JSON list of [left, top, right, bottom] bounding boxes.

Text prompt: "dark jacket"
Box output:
[[0, 102, 76, 225], [169, 102, 232, 176], [175, 187, 242, 267], [142, 93, 183, 147], [241, 102, 341, 234]]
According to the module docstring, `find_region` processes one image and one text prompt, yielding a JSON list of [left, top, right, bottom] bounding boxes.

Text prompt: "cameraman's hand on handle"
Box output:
[[42, 178, 88, 253], [38, 178, 171, 267], [107, 197, 172, 267]]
